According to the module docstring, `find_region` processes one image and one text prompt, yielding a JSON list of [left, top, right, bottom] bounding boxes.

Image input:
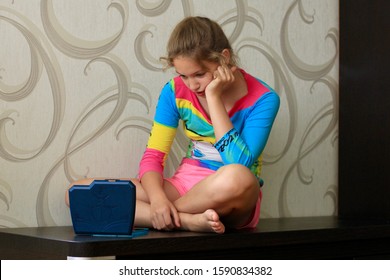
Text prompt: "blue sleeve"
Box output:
[[154, 81, 179, 128], [214, 91, 280, 167]]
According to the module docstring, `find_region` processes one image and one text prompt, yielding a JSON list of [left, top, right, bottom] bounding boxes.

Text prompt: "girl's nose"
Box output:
[[188, 78, 199, 91]]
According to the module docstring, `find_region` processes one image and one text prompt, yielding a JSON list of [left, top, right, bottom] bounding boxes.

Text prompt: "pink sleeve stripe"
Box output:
[[138, 148, 166, 179]]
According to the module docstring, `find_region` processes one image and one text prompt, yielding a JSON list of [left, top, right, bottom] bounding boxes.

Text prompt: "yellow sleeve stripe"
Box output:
[[147, 122, 177, 154]]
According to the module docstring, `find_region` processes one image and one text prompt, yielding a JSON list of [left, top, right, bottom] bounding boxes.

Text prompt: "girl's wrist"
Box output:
[[205, 90, 223, 103]]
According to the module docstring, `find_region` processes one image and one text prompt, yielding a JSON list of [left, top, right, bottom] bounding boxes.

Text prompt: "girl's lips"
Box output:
[[195, 91, 205, 96]]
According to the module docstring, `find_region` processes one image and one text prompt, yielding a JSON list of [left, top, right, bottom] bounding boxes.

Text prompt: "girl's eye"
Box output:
[[179, 73, 205, 79]]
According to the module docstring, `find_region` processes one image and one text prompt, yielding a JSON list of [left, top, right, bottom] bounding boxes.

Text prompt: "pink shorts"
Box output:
[[236, 190, 262, 229], [165, 162, 261, 229]]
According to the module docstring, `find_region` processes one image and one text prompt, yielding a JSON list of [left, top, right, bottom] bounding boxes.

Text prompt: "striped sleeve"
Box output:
[[138, 81, 179, 179], [214, 91, 280, 167]]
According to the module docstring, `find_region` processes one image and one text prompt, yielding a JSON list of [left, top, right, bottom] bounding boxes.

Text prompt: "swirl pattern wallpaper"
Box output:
[[0, 0, 338, 227]]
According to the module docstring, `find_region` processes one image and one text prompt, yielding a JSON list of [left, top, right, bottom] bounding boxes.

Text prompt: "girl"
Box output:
[[66, 16, 279, 234]]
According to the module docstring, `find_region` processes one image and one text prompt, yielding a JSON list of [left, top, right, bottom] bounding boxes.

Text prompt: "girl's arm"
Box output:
[[206, 67, 280, 167], [138, 82, 181, 229], [205, 65, 236, 141], [139, 170, 180, 229]]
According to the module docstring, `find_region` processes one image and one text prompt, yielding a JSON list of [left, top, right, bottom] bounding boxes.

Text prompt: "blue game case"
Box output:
[[69, 179, 139, 236]]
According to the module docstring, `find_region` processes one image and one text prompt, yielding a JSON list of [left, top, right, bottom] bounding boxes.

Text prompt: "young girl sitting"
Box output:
[[66, 16, 279, 234]]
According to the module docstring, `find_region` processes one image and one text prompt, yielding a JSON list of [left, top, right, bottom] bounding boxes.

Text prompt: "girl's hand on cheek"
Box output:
[[205, 65, 237, 98]]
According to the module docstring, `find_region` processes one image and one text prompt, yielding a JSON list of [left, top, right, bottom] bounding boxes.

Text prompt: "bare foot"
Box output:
[[180, 209, 225, 234]]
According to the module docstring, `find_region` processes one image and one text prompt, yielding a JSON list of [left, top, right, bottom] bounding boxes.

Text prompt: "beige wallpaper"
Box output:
[[0, 0, 339, 227]]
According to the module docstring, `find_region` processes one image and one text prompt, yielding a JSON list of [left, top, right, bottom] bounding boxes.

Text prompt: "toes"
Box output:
[[204, 209, 225, 234]]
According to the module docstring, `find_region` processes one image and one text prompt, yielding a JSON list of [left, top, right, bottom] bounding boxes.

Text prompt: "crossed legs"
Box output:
[[133, 164, 260, 234], [65, 164, 260, 234]]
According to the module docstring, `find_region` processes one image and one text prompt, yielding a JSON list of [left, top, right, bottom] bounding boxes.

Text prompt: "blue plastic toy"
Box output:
[[69, 179, 147, 237]]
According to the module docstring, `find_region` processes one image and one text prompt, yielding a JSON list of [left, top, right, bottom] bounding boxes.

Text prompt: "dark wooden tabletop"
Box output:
[[1, 216, 390, 259]]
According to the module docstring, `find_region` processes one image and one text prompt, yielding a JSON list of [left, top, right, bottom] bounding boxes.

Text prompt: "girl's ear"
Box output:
[[221, 49, 231, 66]]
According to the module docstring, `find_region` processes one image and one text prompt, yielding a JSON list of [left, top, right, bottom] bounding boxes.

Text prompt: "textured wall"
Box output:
[[0, 0, 339, 227]]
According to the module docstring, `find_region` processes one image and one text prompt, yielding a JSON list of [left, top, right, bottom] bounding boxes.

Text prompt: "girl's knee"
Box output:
[[215, 164, 259, 197], [220, 164, 258, 185], [210, 164, 260, 221]]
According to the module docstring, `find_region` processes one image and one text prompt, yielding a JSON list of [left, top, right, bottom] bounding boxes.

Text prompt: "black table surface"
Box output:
[[1, 216, 390, 259]]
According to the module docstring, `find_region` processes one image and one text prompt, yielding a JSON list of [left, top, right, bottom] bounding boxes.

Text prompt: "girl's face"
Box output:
[[173, 56, 218, 98]]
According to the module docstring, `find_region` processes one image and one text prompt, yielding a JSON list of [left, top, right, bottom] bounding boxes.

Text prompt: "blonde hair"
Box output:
[[161, 16, 238, 69]]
